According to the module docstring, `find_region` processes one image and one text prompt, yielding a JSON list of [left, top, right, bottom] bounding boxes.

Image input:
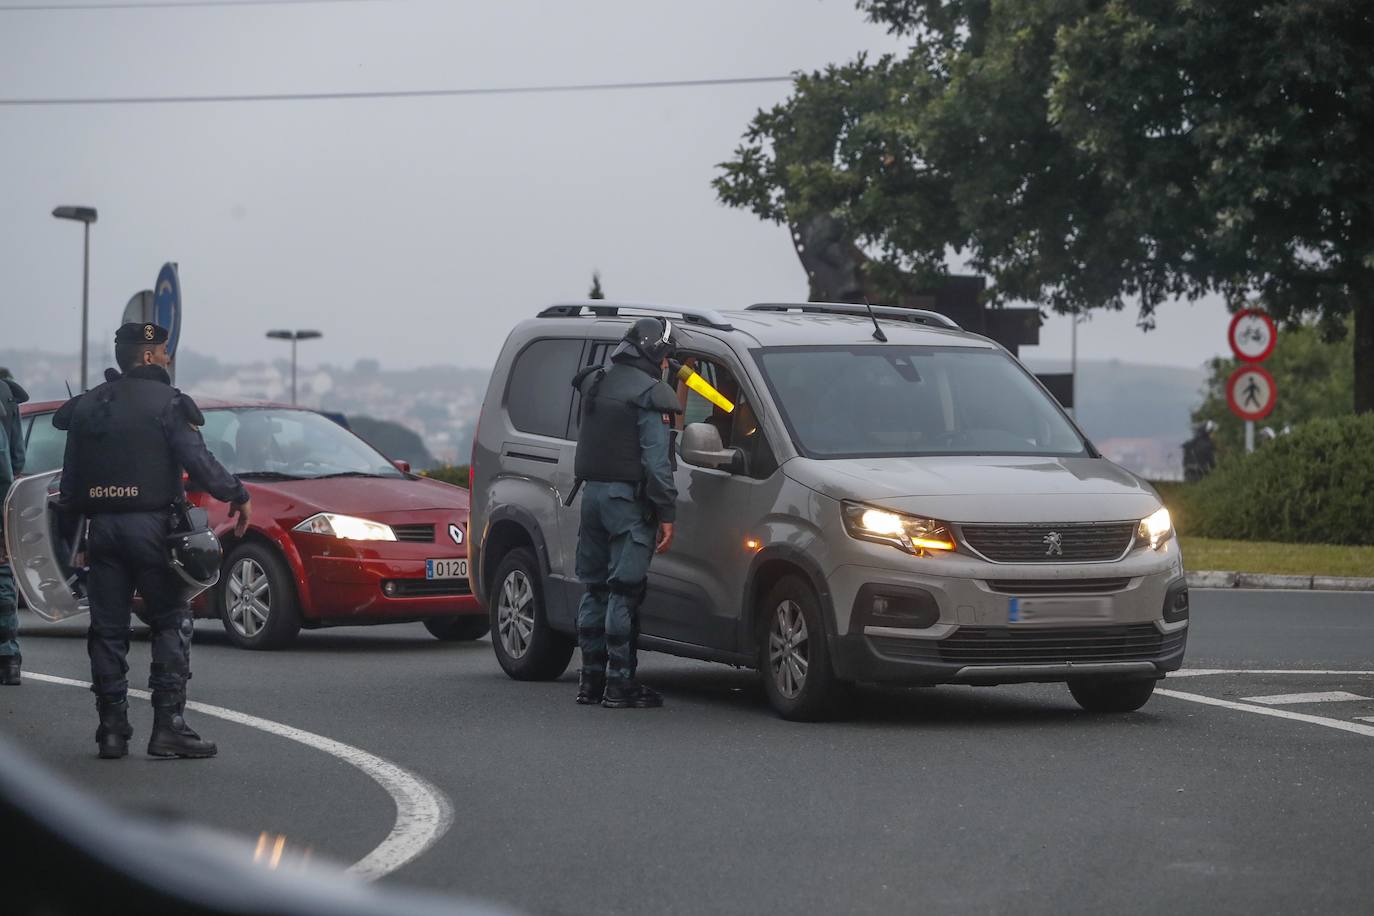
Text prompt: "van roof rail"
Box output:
[[746, 302, 961, 331], [538, 301, 734, 330]]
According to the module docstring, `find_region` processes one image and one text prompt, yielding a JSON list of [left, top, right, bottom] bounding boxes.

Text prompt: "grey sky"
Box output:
[[1, 0, 1231, 373]]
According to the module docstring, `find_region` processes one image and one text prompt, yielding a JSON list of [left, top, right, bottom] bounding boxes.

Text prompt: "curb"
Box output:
[[1187, 570, 1374, 591]]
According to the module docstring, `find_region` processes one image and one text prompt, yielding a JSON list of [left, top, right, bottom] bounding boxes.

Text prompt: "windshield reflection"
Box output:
[[201, 408, 403, 479]]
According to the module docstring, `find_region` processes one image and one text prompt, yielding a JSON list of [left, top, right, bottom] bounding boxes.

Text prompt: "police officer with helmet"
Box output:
[[569, 316, 681, 709], [0, 367, 29, 686], [54, 322, 252, 759]]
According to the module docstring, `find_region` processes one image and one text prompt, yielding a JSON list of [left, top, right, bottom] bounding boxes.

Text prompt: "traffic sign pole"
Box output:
[[1245, 421, 1254, 453]]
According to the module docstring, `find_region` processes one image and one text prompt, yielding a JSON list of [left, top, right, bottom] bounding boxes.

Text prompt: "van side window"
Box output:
[[568, 342, 616, 438], [506, 338, 586, 440], [676, 357, 777, 479]]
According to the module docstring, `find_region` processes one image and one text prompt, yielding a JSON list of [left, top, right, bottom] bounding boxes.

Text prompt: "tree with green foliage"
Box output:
[[715, 0, 1374, 412], [588, 272, 605, 300], [1192, 324, 1354, 456]]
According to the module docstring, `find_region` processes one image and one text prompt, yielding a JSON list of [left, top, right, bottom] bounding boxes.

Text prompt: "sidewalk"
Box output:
[[1187, 570, 1374, 591]]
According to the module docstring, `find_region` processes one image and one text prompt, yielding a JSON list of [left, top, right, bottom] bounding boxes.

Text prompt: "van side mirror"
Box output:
[[679, 422, 739, 470]]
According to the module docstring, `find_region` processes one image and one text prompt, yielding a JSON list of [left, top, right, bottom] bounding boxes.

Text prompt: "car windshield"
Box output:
[[200, 407, 404, 479], [754, 345, 1087, 459]]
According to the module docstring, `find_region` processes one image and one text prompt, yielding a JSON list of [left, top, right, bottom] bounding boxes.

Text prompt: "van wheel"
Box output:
[[1068, 677, 1156, 713], [758, 575, 851, 721], [220, 542, 300, 650], [489, 547, 573, 681], [423, 616, 491, 641]]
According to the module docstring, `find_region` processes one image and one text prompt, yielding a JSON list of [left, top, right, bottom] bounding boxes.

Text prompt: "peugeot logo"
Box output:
[[448, 523, 464, 546], [1043, 531, 1063, 557]]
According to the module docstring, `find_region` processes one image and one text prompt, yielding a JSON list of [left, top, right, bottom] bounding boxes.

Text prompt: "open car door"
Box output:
[[3, 470, 88, 622]]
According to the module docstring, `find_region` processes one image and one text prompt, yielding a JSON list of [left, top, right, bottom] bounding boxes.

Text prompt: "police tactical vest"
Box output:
[[573, 363, 665, 483], [66, 376, 180, 513]]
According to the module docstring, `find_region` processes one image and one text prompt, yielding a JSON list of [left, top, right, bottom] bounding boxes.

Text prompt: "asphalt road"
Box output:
[[3, 588, 1373, 915]]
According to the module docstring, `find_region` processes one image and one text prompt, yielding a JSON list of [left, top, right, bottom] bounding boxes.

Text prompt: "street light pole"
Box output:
[[266, 329, 323, 405], [52, 206, 98, 391]]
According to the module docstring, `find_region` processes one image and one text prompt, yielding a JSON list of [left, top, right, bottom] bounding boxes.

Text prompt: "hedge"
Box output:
[[1167, 414, 1374, 546], [421, 464, 470, 488]]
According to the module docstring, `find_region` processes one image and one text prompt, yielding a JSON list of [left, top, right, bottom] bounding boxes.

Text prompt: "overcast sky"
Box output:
[[0, 0, 1232, 374]]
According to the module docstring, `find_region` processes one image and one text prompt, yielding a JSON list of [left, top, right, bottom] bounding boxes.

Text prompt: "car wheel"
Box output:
[[423, 615, 491, 642], [1068, 677, 1156, 713], [220, 542, 301, 650], [757, 574, 851, 721], [489, 547, 573, 681]]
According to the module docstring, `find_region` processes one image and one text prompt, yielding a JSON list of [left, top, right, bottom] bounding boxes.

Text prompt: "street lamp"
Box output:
[[266, 329, 322, 405], [52, 205, 98, 391]]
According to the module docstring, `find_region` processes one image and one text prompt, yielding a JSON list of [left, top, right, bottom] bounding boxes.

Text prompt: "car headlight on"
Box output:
[[294, 513, 397, 542], [841, 502, 955, 555], [1137, 506, 1173, 550]]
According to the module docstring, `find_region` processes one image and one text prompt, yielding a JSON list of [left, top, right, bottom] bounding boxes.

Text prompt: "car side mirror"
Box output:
[[679, 422, 739, 470], [392, 459, 411, 474]]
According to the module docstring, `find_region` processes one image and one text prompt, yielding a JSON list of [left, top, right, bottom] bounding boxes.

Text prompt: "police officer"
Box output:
[[54, 323, 252, 758], [569, 317, 681, 709], [0, 367, 29, 686]]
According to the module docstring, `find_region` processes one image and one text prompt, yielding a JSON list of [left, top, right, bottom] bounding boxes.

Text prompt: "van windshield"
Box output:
[[754, 345, 1087, 459]]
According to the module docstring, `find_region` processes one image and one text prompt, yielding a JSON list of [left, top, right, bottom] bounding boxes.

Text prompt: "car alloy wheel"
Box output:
[[768, 598, 809, 700], [496, 569, 535, 660], [227, 557, 271, 639]]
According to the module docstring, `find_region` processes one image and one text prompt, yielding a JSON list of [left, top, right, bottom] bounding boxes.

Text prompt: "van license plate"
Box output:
[[1009, 596, 1111, 622], [426, 559, 468, 580]]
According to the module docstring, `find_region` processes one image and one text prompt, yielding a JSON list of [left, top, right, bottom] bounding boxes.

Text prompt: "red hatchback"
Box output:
[[18, 399, 484, 649]]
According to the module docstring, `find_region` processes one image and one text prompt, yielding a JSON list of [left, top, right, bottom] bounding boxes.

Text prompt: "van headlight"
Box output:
[[1137, 507, 1173, 551], [294, 513, 397, 542], [842, 502, 955, 555]]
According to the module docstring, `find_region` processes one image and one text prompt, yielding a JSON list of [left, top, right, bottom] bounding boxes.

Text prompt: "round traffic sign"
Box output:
[[1226, 364, 1277, 421], [1228, 309, 1276, 362]]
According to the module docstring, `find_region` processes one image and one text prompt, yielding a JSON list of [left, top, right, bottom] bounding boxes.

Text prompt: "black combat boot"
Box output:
[[576, 671, 606, 705], [0, 654, 19, 686], [148, 692, 217, 758], [95, 698, 133, 759], [602, 679, 663, 709]]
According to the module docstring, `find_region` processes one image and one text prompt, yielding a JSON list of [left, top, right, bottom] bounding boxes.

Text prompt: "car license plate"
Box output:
[[426, 559, 468, 580], [1008, 596, 1111, 622]]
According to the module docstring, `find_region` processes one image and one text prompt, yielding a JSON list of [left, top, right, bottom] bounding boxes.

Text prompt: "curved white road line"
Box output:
[[23, 671, 453, 881], [1156, 689, 1374, 739], [1171, 669, 1374, 678]]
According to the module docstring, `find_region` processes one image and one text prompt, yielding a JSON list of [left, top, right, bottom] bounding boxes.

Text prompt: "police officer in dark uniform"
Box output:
[[0, 367, 29, 686], [569, 317, 681, 709], [55, 323, 252, 759]]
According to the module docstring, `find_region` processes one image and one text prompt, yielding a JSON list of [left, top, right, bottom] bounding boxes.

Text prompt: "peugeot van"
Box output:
[[467, 302, 1187, 720]]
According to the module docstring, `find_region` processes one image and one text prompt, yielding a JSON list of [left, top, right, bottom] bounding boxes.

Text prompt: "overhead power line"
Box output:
[[0, 0, 388, 10], [0, 74, 796, 107]]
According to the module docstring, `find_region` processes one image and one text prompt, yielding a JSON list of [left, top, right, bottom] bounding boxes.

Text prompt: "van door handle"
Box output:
[[501, 443, 560, 464]]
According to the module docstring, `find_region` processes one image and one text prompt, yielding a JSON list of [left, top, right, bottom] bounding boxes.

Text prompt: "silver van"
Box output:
[[468, 302, 1187, 720]]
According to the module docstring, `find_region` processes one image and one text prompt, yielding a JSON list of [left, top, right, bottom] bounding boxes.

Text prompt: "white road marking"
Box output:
[[1171, 669, 1374, 678], [1357, 717, 1374, 724], [22, 671, 453, 881], [1155, 689, 1374, 739], [1240, 691, 1371, 706]]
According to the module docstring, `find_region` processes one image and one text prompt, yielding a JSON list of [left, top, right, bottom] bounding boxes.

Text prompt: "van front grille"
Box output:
[[984, 578, 1131, 595], [936, 624, 1179, 665], [960, 523, 1136, 563]]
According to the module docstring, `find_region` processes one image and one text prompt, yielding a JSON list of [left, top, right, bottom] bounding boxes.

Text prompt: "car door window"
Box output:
[[676, 357, 776, 479], [505, 338, 586, 440], [22, 412, 67, 475]]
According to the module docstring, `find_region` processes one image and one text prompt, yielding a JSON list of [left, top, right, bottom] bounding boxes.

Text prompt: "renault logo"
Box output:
[[1043, 531, 1063, 557], [448, 523, 464, 545]]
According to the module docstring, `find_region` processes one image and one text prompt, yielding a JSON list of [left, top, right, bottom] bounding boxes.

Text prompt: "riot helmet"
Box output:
[[611, 316, 677, 364], [166, 507, 222, 600]]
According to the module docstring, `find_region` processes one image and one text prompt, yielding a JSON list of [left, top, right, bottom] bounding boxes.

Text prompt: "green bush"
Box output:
[[421, 464, 470, 489], [1176, 414, 1374, 545]]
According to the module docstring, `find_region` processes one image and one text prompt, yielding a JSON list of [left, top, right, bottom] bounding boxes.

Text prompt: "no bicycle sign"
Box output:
[[1229, 309, 1277, 362], [1227, 364, 1277, 422]]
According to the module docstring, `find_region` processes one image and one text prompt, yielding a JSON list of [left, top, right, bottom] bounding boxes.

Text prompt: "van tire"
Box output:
[[757, 574, 851, 721], [1068, 677, 1156, 713], [489, 547, 573, 681], [423, 615, 491, 642]]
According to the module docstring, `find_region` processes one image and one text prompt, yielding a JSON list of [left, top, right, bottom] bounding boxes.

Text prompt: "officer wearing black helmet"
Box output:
[[569, 316, 682, 708], [54, 322, 251, 759]]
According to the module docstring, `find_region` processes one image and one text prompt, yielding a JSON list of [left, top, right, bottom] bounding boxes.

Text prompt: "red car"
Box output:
[[17, 399, 484, 649]]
